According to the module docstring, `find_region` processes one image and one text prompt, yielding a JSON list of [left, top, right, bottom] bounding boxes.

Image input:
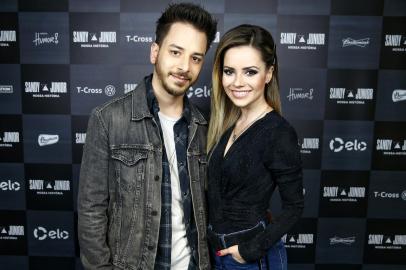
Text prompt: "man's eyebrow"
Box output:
[[169, 44, 204, 57], [169, 44, 184, 51]]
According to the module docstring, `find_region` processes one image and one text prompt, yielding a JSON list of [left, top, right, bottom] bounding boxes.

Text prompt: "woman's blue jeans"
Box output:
[[212, 240, 287, 270], [210, 222, 287, 270]]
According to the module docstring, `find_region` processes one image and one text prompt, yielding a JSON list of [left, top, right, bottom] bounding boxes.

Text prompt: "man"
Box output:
[[77, 3, 217, 270]]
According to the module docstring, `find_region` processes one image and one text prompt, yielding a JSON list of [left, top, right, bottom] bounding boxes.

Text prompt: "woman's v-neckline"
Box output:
[[222, 111, 273, 159]]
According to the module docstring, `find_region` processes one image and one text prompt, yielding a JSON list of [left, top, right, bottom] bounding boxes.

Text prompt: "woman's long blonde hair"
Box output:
[[207, 24, 281, 152]]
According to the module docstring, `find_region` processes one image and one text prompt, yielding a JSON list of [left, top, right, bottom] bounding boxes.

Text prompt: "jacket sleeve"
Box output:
[[78, 109, 113, 270], [238, 123, 304, 262]]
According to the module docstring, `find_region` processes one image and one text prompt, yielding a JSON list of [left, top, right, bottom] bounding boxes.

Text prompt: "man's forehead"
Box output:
[[162, 22, 207, 53]]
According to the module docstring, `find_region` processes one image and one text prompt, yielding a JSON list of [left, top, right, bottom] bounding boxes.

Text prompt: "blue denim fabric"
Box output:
[[209, 221, 287, 270], [213, 240, 287, 270]]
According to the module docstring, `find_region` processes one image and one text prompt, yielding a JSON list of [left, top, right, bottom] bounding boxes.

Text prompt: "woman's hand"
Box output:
[[216, 245, 246, 264]]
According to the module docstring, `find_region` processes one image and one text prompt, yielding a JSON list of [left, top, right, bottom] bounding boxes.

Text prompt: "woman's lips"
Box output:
[[231, 90, 251, 98]]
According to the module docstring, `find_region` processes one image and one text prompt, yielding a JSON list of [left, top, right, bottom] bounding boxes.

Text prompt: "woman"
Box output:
[[206, 24, 304, 269]]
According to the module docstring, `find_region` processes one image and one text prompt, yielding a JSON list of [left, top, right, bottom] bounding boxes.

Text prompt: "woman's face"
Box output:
[[222, 45, 273, 110]]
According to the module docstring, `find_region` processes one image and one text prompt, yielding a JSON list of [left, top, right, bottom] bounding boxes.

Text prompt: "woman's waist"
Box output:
[[208, 208, 273, 234], [207, 219, 268, 250], [209, 206, 268, 229]]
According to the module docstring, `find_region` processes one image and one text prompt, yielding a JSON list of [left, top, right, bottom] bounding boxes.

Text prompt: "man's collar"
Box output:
[[145, 74, 192, 124], [131, 74, 207, 125]]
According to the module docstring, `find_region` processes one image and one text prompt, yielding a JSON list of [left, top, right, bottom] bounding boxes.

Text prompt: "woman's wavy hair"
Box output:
[[207, 24, 281, 152]]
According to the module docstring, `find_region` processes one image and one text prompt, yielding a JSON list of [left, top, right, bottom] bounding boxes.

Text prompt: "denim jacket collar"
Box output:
[[131, 74, 207, 125]]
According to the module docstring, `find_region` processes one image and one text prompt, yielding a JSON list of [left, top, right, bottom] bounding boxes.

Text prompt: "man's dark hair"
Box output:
[[155, 3, 217, 51]]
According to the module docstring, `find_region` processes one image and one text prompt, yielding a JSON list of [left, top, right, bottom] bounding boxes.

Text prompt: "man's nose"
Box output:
[[177, 55, 190, 72]]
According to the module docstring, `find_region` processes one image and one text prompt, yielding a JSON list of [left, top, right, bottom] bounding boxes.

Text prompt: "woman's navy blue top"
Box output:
[[207, 110, 304, 262]]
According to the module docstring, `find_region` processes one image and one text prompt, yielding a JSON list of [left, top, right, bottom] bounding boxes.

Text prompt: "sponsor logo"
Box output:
[[29, 179, 70, 196], [323, 186, 366, 202], [0, 225, 24, 240], [280, 32, 325, 50], [282, 233, 314, 249], [329, 236, 356, 245], [33, 32, 59, 46], [75, 133, 86, 144], [105, 85, 115, 96], [73, 31, 117, 48], [392, 89, 406, 102], [384, 34, 406, 52], [33, 226, 69, 241], [287, 88, 314, 101], [0, 131, 20, 148], [0, 85, 13, 94], [0, 30, 17, 47], [373, 191, 406, 201], [329, 137, 367, 152], [342, 38, 370, 48], [0, 180, 21, 191], [329, 87, 374, 105], [124, 83, 137, 94], [125, 34, 153, 43], [300, 137, 320, 154], [376, 138, 406, 156], [76, 85, 116, 96], [24, 81, 67, 98], [187, 85, 211, 98], [368, 234, 406, 250], [38, 134, 59, 146]]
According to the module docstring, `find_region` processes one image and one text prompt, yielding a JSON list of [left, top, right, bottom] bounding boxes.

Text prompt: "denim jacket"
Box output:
[[78, 79, 210, 270]]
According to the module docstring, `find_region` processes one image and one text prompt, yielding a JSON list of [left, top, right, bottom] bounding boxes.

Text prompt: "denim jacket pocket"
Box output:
[[111, 147, 148, 192], [110, 146, 149, 262]]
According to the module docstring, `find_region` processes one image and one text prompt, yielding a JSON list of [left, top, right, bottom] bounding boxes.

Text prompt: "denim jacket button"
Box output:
[[152, 210, 158, 216], [148, 245, 154, 250], [154, 175, 160, 181]]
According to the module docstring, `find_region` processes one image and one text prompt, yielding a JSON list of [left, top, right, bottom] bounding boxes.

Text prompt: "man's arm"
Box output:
[[78, 109, 113, 270]]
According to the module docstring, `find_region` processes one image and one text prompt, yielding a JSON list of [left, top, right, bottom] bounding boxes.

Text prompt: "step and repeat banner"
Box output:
[[1, 0, 406, 269]]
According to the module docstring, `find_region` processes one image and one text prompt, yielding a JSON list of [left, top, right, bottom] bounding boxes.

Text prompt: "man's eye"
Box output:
[[171, 50, 180, 56], [192, 56, 202, 63]]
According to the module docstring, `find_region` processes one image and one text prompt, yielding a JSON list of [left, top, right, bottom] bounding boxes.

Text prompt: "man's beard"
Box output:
[[155, 58, 194, 97]]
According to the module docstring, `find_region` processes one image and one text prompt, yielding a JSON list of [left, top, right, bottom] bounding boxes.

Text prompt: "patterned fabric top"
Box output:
[[145, 75, 198, 270]]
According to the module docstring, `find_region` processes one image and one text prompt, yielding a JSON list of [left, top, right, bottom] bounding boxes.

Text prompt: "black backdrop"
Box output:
[[1, 0, 406, 269]]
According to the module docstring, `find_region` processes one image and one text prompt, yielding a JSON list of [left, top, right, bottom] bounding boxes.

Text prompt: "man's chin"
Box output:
[[165, 86, 188, 97], [165, 82, 192, 97]]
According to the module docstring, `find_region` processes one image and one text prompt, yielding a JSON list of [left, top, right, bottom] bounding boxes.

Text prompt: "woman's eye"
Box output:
[[246, 69, 258, 76], [223, 69, 233, 75]]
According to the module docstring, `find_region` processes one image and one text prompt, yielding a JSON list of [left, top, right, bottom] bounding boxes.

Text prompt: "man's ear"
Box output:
[[150, 42, 159, 64]]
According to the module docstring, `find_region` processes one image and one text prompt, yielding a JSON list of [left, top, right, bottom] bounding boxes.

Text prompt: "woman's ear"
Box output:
[[265, 66, 274, 84]]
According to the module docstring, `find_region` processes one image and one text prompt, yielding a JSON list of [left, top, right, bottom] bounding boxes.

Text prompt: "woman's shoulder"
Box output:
[[263, 110, 297, 136]]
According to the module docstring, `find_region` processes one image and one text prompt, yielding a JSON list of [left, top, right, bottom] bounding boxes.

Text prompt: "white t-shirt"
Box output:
[[158, 112, 191, 269]]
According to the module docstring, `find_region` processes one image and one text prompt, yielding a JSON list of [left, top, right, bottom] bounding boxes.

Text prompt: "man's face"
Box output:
[[150, 22, 207, 97]]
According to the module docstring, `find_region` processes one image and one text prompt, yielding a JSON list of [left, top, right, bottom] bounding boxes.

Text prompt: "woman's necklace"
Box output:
[[232, 107, 270, 143]]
